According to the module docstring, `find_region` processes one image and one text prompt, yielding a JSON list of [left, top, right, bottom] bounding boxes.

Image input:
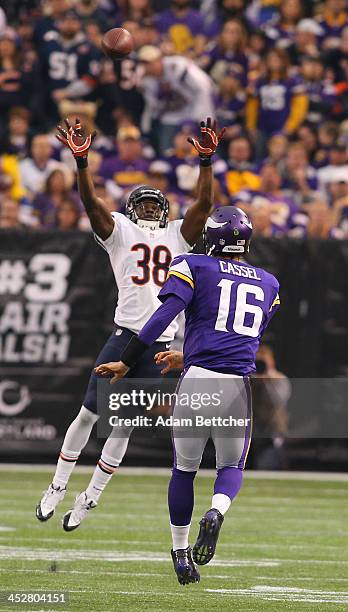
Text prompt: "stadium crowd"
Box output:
[[0, 0, 348, 238]]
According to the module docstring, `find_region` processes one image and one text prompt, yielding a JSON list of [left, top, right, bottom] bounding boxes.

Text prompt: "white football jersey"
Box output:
[[95, 212, 190, 342]]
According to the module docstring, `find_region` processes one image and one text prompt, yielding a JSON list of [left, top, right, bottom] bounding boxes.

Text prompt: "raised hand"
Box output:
[[56, 117, 96, 158], [187, 117, 226, 158]]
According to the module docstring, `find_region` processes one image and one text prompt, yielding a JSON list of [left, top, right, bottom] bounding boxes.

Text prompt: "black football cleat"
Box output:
[[171, 546, 200, 585], [193, 508, 224, 565]]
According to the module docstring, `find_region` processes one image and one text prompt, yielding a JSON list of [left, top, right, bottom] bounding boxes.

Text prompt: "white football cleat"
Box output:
[[62, 492, 97, 531], [36, 483, 66, 521]]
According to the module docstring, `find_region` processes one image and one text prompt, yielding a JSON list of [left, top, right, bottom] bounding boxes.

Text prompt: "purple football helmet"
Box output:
[[205, 206, 253, 255]]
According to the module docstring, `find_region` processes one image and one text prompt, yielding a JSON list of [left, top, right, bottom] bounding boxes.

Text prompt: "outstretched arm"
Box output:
[[181, 118, 225, 246], [76, 166, 114, 240], [56, 118, 114, 240], [95, 294, 186, 383]]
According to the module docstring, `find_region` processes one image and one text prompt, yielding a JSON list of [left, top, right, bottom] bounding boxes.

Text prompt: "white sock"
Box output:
[[52, 406, 99, 488], [211, 493, 231, 515], [84, 429, 133, 502], [53, 452, 79, 489], [85, 460, 117, 502], [170, 523, 191, 551]]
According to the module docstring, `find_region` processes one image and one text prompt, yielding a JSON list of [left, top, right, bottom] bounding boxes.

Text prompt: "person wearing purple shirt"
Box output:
[[202, 18, 248, 85], [301, 56, 336, 127], [246, 48, 308, 157], [214, 72, 246, 148], [99, 126, 150, 196], [317, 0, 348, 48], [156, 0, 206, 57], [96, 206, 280, 585]]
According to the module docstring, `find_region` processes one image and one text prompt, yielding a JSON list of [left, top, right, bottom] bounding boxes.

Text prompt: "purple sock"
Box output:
[[214, 466, 243, 501], [168, 467, 196, 526]]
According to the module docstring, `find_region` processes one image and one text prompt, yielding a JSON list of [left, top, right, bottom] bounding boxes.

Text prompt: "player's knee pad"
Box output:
[[79, 405, 100, 426]]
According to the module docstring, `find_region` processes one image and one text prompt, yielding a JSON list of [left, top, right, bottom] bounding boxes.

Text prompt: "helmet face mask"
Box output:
[[125, 185, 169, 230], [204, 206, 253, 257]]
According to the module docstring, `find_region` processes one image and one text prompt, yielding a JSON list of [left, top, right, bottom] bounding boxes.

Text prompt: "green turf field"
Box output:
[[0, 468, 347, 611]]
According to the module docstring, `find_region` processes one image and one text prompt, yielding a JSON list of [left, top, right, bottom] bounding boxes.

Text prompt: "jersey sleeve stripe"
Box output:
[[270, 293, 280, 311], [168, 270, 194, 288]]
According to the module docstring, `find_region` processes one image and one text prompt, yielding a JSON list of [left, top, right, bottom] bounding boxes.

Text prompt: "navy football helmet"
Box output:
[[205, 206, 253, 255], [125, 185, 169, 229]]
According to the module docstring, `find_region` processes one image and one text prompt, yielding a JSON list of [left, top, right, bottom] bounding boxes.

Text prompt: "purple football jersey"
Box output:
[[158, 254, 280, 375], [253, 76, 305, 134]]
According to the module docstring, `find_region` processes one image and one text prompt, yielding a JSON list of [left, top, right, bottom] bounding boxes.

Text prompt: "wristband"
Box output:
[[120, 335, 149, 368], [76, 156, 88, 169], [199, 157, 212, 167]]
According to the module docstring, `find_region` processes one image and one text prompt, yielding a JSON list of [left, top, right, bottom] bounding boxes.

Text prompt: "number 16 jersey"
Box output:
[[95, 212, 190, 341], [158, 253, 280, 375]]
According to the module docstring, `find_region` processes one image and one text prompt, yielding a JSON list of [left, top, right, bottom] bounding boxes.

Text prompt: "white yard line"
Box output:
[[0, 464, 348, 481], [0, 546, 280, 567], [205, 586, 348, 604], [0, 547, 347, 568], [0, 535, 346, 555]]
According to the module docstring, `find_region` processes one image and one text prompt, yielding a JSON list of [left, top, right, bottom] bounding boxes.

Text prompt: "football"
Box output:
[[101, 27, 134, 61]]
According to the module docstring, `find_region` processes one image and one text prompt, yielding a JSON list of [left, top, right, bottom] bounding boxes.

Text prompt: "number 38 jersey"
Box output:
[[158, 253, 280, 375], [95, 212, 190, 341]]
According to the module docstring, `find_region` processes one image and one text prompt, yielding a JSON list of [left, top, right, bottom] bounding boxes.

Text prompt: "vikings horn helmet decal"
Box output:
[[205, 206, 253, 255]]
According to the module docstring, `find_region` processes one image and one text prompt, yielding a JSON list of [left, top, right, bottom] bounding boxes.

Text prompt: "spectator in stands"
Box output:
[[246, 48, 308, 157], [264, 0, 303, 48], [38, 9, 101, 124], [326, 169, 348, 208], [331, 192, 348, 236], [225, 135, 260, 195], [287, 19, 324, 65], [138, 45, 214, 153], [31, 167, 76, 227], [33, 0, 72, 46], [306, 200, 334, 238], [207, 0, 250, 38], [301, 56, 336, 127], [156, 0, 206, 57], [55, 195, 82, 230], [249, 198, 281, 237], [315, 121, 339, 167], [215, 72, 246, 154], [116, 0, 153, 23], [264, 133, 289, 168], [0, 196, 27, 228], [317, 140, 348, 196], [74, 0, 110, 33], [19, 134, 62, 195], [164, 122, 200, 194], [0, 140, 25, 201], [258, 163, 298, 230], [100, 126, 150, 201], [297, 124, 319, 165], [325, 26, 348, 120], [281, 142, 318, 204], [202, 18, 248, 85], [251, 344, 290, 470], [0, 27, 39, 130], [5, 107, 31, 159], [318, 0, 348, 50]]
